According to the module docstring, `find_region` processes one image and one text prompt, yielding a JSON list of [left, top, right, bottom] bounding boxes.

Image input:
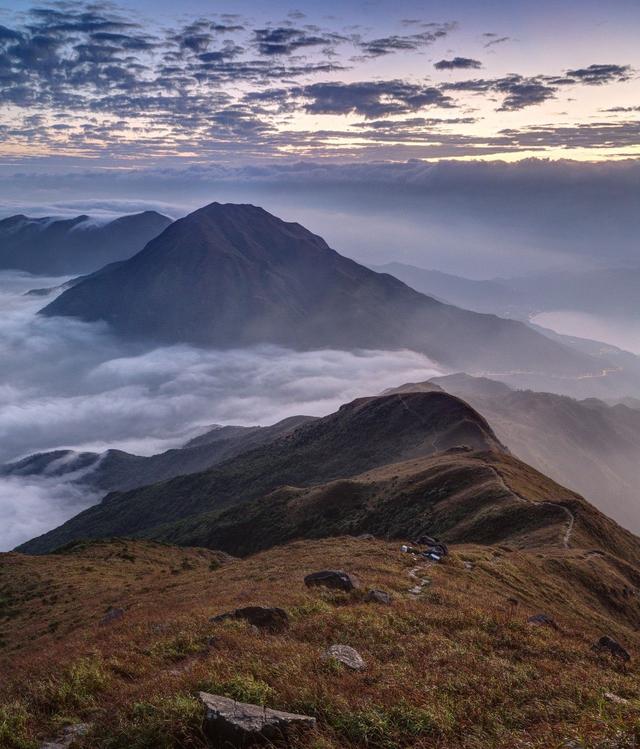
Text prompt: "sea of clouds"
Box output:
[[0, 271, 443, 550]]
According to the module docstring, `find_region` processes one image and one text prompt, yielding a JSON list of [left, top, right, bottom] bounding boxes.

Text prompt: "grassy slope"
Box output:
[[19, 393, 505, 554], [1, 537, 640, 749]]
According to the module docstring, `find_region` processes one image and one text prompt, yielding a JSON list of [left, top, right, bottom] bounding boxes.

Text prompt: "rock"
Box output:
[[527, 613, 558, 629], [40, 723, 90, 749], [356, 533, 375, 541], [592, 635, 630, 662], [99, 607, 124, 626], [604, 691, 629, 704], [463, 561, 474, 570], [364, 589, 391, 605], [211, 606, 289, 633], [304, 570, 359, 592], [199, 692, 315, 747], [322, 644, 366, 671]]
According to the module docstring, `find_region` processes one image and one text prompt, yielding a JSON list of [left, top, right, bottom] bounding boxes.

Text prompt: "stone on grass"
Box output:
[[527, 613, 558, 629], [40, 723, 90, 749], [592, 635, 630, 662], [211, 606, 289, 633], [364, 589, 391, 605], [604, 691, 629, 704], [99, 607, 124, 626], [322, 644, 366, 671], [304, 570, 359, 592], [199, 692, 315, 747]]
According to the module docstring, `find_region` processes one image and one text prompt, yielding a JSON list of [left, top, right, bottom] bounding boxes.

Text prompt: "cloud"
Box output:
[[483, 34, 510, 48], [253, 26, 343, 56], [297, 80, 454, 118], [564, 64, 632, 85], [357, 25, 453, 57], [444, 74, 556, 110], [0, 270, 442, 550], [434, 57, 482, 70]]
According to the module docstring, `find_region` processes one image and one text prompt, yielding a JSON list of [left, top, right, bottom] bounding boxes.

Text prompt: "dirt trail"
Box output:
[[488, 466, 575, 549]]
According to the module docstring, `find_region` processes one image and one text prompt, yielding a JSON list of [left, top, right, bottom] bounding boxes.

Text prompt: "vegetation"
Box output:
[[1, 537, 639, 748]]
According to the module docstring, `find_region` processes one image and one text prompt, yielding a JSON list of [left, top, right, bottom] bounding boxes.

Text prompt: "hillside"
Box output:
[[18, 392, 505, 553], [1, 416, 314, 494], [0, 211, 172, 275], [1, 536, 640, 748], [40, 202, 600, 376], [391, 374, 640, 534]]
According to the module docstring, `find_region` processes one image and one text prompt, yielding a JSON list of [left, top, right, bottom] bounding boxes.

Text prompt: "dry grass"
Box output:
[[1, 537, 639, 748]]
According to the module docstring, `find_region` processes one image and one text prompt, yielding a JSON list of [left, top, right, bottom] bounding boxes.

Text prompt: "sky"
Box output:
[[0, 0, 638, 171]]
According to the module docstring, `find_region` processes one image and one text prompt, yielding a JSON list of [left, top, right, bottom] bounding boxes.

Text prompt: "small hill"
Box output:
[[17, 392, 505, 553], [0, 211, 172, 275], [40, 202, 600, 376]]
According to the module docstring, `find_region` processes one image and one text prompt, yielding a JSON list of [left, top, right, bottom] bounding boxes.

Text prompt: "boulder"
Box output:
[[211, 606, 289, 633], [527, 613, 558, 629], [304, 570, 359, 592], [322, 644, 366, 671], [592, 635, 630, 662], [364, 589, 391, 605], [99, 607, 124, 626], [40, 723, 90, 749], [199, 692, 315, 747]]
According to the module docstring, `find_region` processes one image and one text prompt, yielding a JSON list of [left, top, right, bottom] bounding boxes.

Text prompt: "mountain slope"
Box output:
[[40, 202, 599, 375], [390, 373, 640, 533], [0, 211, 172, 275], [2, 536, 640, 749], [18, 391, 505, 553], [1, 415, 314, 494]]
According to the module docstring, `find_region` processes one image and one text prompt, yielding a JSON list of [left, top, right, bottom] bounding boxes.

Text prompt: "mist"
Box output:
[[0, 271, 443, 550], [532, 311, 640, 356]]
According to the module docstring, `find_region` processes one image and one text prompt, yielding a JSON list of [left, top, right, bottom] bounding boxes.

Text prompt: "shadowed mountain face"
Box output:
[[386, 373, 640, 534], [41, 202, 599, 376], [17, 391, 506, 553], [0, 211, 172, 275]]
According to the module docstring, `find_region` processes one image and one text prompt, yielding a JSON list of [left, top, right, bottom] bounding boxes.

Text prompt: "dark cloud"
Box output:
[[434, 57, 482, 70], [564, 64, 633, 85], [253, 26, 342, 56], [357, 25, 453, 57], [297, 80, 454, 118], [483, 34, 510, 48], [444, 74, 556, 110]]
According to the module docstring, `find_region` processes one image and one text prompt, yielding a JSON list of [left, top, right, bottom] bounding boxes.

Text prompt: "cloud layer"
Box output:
[[0, 271, 442, 550], [0, 2, 636, 162]]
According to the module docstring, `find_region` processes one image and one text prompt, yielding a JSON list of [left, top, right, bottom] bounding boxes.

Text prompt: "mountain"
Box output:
[[1, 415, 314, 494], [386, 373, 640, 534], [17, 391, 506, 553], [370, 262, 517, 314], [0, 211, 172, 275], [40, 202, 601, 376], [373, 262, 640, 321]]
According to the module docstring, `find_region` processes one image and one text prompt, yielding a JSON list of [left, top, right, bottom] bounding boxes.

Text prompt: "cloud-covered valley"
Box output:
[[0, 271, 442, 550]]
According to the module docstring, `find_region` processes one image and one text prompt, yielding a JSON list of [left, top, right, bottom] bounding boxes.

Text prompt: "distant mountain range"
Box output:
[[41, 202, 602, 378], [373, 261, 640, 321], [0, 211, 172, 275]]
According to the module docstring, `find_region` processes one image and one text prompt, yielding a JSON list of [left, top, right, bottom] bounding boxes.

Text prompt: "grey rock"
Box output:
[[527, 613, 558, 629], [304, 570, 359, 592], [99, 607, 124, 626], [364, 589, 391, 605], [211, 606, 289, 633], [199, 692, 315, 747], [322, 644, 366, 671], [40, 723, 90, 749], [592, 635, 630, 662]]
